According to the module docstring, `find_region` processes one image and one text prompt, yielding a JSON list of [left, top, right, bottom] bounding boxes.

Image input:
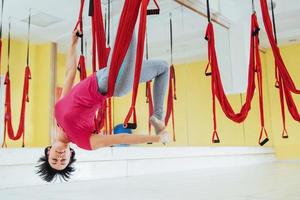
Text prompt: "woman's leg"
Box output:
[[96, 32, 170, 121], [114, 59, 170, 120], [139, 60, 170, 120]]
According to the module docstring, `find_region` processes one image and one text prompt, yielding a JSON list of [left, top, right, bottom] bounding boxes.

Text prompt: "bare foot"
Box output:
[[150, 116, 166, 135]]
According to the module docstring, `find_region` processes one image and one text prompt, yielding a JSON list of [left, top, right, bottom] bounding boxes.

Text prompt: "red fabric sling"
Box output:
[[205, 13, 268, 145], [259, 0, 300, 138], [103, 0, 148, 129], [91, 0, 110, 69], [2, 67, 31, 147], [123, 0, 150, 128], [2, 17, 32, 147]]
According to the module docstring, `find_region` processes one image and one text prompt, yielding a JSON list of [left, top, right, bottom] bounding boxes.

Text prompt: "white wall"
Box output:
[[214, 24, 233, 94]]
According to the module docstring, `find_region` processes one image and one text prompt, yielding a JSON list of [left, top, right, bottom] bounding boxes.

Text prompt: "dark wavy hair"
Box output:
[[36, 146, 76, 182]]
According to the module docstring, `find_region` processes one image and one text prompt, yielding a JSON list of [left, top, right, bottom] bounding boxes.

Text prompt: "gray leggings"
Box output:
[[96, 33, 170, 120]]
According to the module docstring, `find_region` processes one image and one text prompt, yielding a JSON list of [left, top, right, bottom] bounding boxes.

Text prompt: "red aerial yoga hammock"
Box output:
[[106, 0, 160, 129], [205, 0, 269, 145], [2, 18, 32, 147], [259, 0, 300, 138]]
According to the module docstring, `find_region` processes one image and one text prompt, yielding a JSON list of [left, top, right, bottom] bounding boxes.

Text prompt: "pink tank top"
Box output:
[[55, 74, 106, 150]]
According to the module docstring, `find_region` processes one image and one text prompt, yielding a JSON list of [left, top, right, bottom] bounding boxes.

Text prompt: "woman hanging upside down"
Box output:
[[36, 29, 170, 182]]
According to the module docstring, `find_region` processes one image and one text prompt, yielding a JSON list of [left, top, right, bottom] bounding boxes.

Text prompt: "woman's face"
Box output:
[[47, 143, 72, 170]]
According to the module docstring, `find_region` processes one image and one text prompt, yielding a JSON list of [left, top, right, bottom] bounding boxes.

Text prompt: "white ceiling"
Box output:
[[1, 0, 300, 64]]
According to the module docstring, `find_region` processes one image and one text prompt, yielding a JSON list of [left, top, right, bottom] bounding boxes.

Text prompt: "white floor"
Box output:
[[1, 161, 300, 200]]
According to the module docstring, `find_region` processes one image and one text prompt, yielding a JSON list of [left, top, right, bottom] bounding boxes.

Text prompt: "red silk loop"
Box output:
[[260, 0, 300, 126], [74, 0, 85, 33], [205, 13, 267, 144], [2, 66, 32, 147]]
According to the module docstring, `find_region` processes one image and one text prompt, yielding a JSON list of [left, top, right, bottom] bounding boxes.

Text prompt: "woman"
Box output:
[[36, 29, 171, 182]]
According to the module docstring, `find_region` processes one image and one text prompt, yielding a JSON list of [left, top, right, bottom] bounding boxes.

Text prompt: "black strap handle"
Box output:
[[259, 138, 269, 146], [169, 13, 173, 64], [205, 72, 212, 76], [252, 27, 260, 36], [213, 139, 220, 143], [147, 0, 160, 16], [271, 0, 278, 44], [252, 0, 255, 13], [206, 0, 211, 22], [123, 123, 137, 130], [76, 32, 83, 38], [147, 9, 159, 15], [89, 0, 94, 17]]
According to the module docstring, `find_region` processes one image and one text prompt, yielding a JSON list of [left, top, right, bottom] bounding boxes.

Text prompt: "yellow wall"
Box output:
[[265, 43, 300, 159]]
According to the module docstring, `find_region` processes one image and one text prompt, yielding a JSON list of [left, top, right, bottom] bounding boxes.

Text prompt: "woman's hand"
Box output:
[[71, 28, 82, 46]]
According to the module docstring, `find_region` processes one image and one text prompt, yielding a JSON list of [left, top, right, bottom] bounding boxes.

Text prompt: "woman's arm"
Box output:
[[89, 133, 161, 150], [61, 30, 80, 98]]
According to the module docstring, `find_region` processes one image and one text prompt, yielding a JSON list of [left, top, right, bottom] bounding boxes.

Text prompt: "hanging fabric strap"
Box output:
[[271, 0, 279, 89], [204, 0, 212, 77], [260, 0, 300, 94], [91, 0, 110, 69], [270, 0, 287, 139], [260, 0, 293, 139], [74, 0, 87, 81], [89, 0, 113, 135], [205, 0, 268, 145], [252, 13, 269, 145], [74, 0, 84, 37], [2, 16, 32, 148], [123, 0, 150, 129], [106, 0, 143, 96]]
